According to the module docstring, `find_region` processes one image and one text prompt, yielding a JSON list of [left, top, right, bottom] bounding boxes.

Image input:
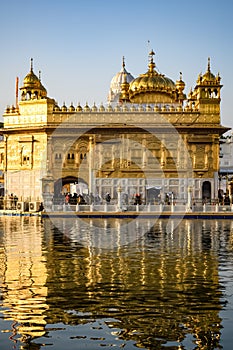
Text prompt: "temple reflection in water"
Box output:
[[0, 217, 232, 348], [0, 217, 48, 343]]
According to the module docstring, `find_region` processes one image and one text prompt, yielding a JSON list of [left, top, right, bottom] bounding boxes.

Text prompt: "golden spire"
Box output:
[[122, 56, 125, 69], [119, 63, 130, 103], [149, 49, 155, 58], [202, 56, 215, 82], [30, 58, 33, 72], [207, 57, 211, 72], [148, 49, 155, 73]]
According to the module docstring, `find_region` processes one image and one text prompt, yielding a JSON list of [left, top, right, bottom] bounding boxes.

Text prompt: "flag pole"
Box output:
[[15, 76, 19, 110]]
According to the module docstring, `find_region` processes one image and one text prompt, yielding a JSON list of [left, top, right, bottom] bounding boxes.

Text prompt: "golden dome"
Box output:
[[130, 74, 175, 91], [23, 59, 43, 87], [128, 50, 177, 104], [76, 103, 82, 112], [23, 70, 41, 87]]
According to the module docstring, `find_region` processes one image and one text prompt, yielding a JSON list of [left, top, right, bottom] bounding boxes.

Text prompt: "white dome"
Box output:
[[108, 57, 134, 102]]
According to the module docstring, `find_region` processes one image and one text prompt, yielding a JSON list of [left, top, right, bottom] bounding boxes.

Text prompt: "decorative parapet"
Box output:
[[52, 102, 198, 114], [47, 110, 202, 128], [2, 102, 221, 128]]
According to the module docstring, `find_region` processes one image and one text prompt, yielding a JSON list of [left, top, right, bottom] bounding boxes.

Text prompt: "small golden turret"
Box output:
[[188, 57, 222, 114], [119, 58, 130, 102], [20, 58, 47, 101], [176, 72, 186, 104], [176, 72, 185, 93]]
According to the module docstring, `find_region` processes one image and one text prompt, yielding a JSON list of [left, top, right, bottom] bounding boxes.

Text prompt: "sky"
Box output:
[[0, 0, 233, 128]]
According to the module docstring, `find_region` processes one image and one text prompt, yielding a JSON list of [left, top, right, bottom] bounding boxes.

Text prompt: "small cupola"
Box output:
[[20, 58, 47, 101]]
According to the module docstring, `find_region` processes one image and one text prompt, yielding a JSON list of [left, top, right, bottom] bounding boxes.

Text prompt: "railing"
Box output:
[[1, 199, 233, 213], [51, 203, 233, 213]]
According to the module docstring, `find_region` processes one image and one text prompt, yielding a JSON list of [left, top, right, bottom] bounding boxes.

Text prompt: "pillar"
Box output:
[[117, 185, 122, 211], [41, 172, 54, 211]]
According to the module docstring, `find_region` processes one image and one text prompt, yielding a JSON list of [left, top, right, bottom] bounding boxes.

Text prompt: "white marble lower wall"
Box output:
[[5, 170, 43, 201]]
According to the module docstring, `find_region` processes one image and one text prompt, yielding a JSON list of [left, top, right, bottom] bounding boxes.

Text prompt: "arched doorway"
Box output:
[[54, 176, 88, 199], [146, 186, 161, 204], [202, 181, 211, 203]]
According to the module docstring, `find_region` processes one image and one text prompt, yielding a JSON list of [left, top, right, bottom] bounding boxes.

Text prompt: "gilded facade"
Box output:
[[0, 51, 229, 206]]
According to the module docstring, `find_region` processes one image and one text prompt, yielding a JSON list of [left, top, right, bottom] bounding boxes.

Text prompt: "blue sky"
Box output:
[[0, 0, 233, 128]]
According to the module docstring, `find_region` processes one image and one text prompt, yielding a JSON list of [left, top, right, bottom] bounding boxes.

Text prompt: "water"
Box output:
[[0, 216, 233, 349]]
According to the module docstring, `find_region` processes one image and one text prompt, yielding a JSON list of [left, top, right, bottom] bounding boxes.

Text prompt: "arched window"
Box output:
[[202, 181, 211, 202], [201, 89, 206, 98], [26, 91, 31, 100]]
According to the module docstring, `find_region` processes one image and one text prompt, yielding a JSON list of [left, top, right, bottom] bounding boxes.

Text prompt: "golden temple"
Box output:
[[0, 50, 229, 209]]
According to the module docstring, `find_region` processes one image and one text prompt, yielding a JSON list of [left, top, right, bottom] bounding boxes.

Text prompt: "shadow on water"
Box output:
[[0, 217, 233, 349]]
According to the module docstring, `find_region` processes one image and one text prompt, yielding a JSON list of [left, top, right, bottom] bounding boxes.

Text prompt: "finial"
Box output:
[[30, 58, 33, 72], [122, 56, 125, 69], [207, 57, 211, 72], [39, 70, 41, 81], [149, 49, 155, 62], [180, 72, 183, 81], [147, 40, 155, 62], [148, 49, 155, 73]]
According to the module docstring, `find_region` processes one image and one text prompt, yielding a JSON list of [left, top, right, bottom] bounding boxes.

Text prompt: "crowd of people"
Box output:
[[1, 190, 233, 211], [54, 192, 106, 206], [59, 192, 143, 206], [53, 192, 145, 207]]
